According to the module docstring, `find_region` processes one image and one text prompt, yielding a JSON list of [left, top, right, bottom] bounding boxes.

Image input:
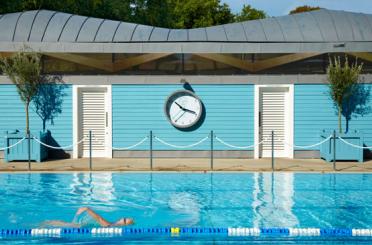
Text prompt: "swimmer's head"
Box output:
[[114, 217, 134, 226]]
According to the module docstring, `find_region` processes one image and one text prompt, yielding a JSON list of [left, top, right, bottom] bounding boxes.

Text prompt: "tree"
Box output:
[[327, 56, 363, 133], [0, 49, 43, 169], [168, 0, 234, 29], [235, 4, 266, 22], [137, 0, 173, 28], [0, 0, 265, 28], [0, 0, 135, 23], [214, 3, 234, 25], [289, 5, 321, 14]]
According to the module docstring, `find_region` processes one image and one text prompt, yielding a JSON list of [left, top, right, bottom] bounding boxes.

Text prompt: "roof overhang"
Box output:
[[0, 41, 371, 53]]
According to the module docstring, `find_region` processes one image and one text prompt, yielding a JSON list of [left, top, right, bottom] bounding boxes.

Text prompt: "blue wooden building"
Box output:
[[0, 9, 371, 160]]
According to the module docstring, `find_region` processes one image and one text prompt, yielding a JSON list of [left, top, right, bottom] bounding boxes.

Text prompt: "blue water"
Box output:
[[0, 173, 372, 244]]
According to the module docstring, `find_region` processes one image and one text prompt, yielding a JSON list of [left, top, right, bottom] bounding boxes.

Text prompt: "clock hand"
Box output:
[[175, 111, 186, 123], [175, 101, 197, 115], [171, 109, 183, 121], [175, 101, 185, 110], [183, 108, 197, 115]]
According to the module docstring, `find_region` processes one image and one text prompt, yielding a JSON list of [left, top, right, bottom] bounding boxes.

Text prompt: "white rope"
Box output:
[[154, 136, 209, 149], [338, 137, 372, 149], [215, 136, 265, 149], [0, 137, 26, 150], [91, 136, 148, 150], [111, 137, 148, 150], [280, 135, 333, 149], [33, 137, 85, 150]]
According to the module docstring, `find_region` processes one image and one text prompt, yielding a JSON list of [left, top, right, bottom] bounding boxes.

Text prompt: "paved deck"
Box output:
[[1, 158, 372, 172]]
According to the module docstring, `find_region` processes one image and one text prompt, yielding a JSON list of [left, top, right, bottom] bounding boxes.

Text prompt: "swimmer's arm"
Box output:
[[76, 207, 111, 227], [41, 220, 81, 228]]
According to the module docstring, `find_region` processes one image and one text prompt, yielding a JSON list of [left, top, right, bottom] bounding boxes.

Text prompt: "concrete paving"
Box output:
[[1, 158, 372, 172]]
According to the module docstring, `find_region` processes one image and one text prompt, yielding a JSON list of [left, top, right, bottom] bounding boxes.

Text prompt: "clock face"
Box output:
[[164, 90, 203, 128]]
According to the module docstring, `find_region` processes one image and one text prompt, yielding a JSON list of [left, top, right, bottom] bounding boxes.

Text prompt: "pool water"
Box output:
[[0, 173, 372, 243]]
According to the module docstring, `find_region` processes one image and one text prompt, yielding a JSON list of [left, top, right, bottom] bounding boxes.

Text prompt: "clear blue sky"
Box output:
[[221, 0, 372, 16]]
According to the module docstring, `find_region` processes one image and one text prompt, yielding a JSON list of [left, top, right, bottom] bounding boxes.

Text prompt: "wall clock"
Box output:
[[164, 90, 203, 128]]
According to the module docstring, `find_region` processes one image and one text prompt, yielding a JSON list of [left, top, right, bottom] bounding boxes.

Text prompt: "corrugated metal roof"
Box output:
[[0, 9, 372, 43]]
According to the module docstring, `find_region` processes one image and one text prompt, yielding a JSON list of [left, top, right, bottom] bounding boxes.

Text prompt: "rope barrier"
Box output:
[[111, 137, 148, 150], [154, 136, 209, 149], [1, 227, 372, 238], [32, 137, 85, 150], [91, 136, 149, 150], [280, 135, 333, 149], [215, 136, 265, 149], [0, 137, 26, 151], [338, 137, 372, 149]]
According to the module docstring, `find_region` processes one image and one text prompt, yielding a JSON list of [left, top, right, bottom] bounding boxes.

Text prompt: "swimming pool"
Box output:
[[0, 173, 371, 244]]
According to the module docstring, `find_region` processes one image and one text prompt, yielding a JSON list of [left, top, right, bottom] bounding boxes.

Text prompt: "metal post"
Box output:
[[210, 130, 214, 170], [333, 130, 336, 171], [27, 130, 31, 171], [89, 130, 92, 171], [150, 130, 153, 170], [271, 130, 274, 171]]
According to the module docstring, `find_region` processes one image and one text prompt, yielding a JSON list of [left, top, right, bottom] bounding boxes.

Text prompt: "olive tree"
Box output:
[[0, 49, 42, 168], [327, 56, 363, 133]]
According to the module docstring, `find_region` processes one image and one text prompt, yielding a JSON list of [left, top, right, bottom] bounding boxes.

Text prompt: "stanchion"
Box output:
[[27, 130, 31, 171], [89, 130, 92, 171], [333, 130, 336, 171], [210, 130, 214, 170], [271, 130, 274, 171], [150, 130, 153, 170]]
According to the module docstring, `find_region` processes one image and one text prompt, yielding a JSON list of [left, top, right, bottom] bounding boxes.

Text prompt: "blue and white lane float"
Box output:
[[1, 227, 372, 238]]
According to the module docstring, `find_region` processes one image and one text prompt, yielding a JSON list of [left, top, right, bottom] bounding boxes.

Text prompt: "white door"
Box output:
[[259, 87, 290, 157], [78, 87, 109, 157]]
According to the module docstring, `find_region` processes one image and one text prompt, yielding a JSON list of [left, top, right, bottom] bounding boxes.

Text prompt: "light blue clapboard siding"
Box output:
[[0, 85, 72, 148], [295, 84, 372, 149], [112, 84, 254, 150]]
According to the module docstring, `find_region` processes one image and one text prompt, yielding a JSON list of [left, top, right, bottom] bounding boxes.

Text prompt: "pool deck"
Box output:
[[0, 158, 372, 172]]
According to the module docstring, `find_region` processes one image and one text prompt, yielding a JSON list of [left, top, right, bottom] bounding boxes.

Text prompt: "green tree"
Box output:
[[214, 3, 234, 25], [289, 5, 321, 14], [327, 56, 363, 133], [0, 49, 43, 169], [0, 0, 135, 23], [0, 0, 267, 28], [168, 0, 233, 29], [235, 4, 266, 22]]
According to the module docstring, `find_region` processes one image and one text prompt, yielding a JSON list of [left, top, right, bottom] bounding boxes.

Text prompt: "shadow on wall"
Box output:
[[339, 84, 371, 157], [33, 75, 69, 158]]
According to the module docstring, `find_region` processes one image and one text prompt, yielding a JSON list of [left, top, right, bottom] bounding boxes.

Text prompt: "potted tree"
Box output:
[[0, 49, 48, 168], [320, 55, 364, 162]]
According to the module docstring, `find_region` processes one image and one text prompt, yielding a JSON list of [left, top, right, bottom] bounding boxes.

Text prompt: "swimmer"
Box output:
[[42, 207, 134, 228]]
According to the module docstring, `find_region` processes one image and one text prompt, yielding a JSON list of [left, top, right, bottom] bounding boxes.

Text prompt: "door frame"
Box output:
[[254, 84, 294, 159], [72, 85, 112, 158]]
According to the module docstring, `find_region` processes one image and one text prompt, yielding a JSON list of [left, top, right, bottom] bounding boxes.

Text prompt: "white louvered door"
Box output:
[[259, 88, 289, 157], [79, 88, 108, 157]]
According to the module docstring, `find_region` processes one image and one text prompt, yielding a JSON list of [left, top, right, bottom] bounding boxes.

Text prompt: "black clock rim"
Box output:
[[164, 89, 203, 129]]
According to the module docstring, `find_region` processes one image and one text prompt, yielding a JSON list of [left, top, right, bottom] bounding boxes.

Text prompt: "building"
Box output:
[[0, 9, 371, 160]]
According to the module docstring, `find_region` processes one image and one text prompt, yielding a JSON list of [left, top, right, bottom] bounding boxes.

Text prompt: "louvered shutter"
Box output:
[[260, 90, 286, 157], [80, 90, 106, 157]]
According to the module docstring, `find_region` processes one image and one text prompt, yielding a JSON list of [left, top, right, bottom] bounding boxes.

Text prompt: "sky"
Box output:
[[221, 0, 372, 16]]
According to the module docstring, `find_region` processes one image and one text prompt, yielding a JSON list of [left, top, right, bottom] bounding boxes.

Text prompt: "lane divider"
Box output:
[[1, 227, 372, 238]]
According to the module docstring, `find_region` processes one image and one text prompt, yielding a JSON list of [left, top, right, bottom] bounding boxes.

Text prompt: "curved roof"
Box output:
[[1, 9, 372, 43]]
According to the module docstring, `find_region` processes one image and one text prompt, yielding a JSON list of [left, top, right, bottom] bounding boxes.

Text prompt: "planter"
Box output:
[[4, 130, 48, 162], [320, 130, 363, 162]]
